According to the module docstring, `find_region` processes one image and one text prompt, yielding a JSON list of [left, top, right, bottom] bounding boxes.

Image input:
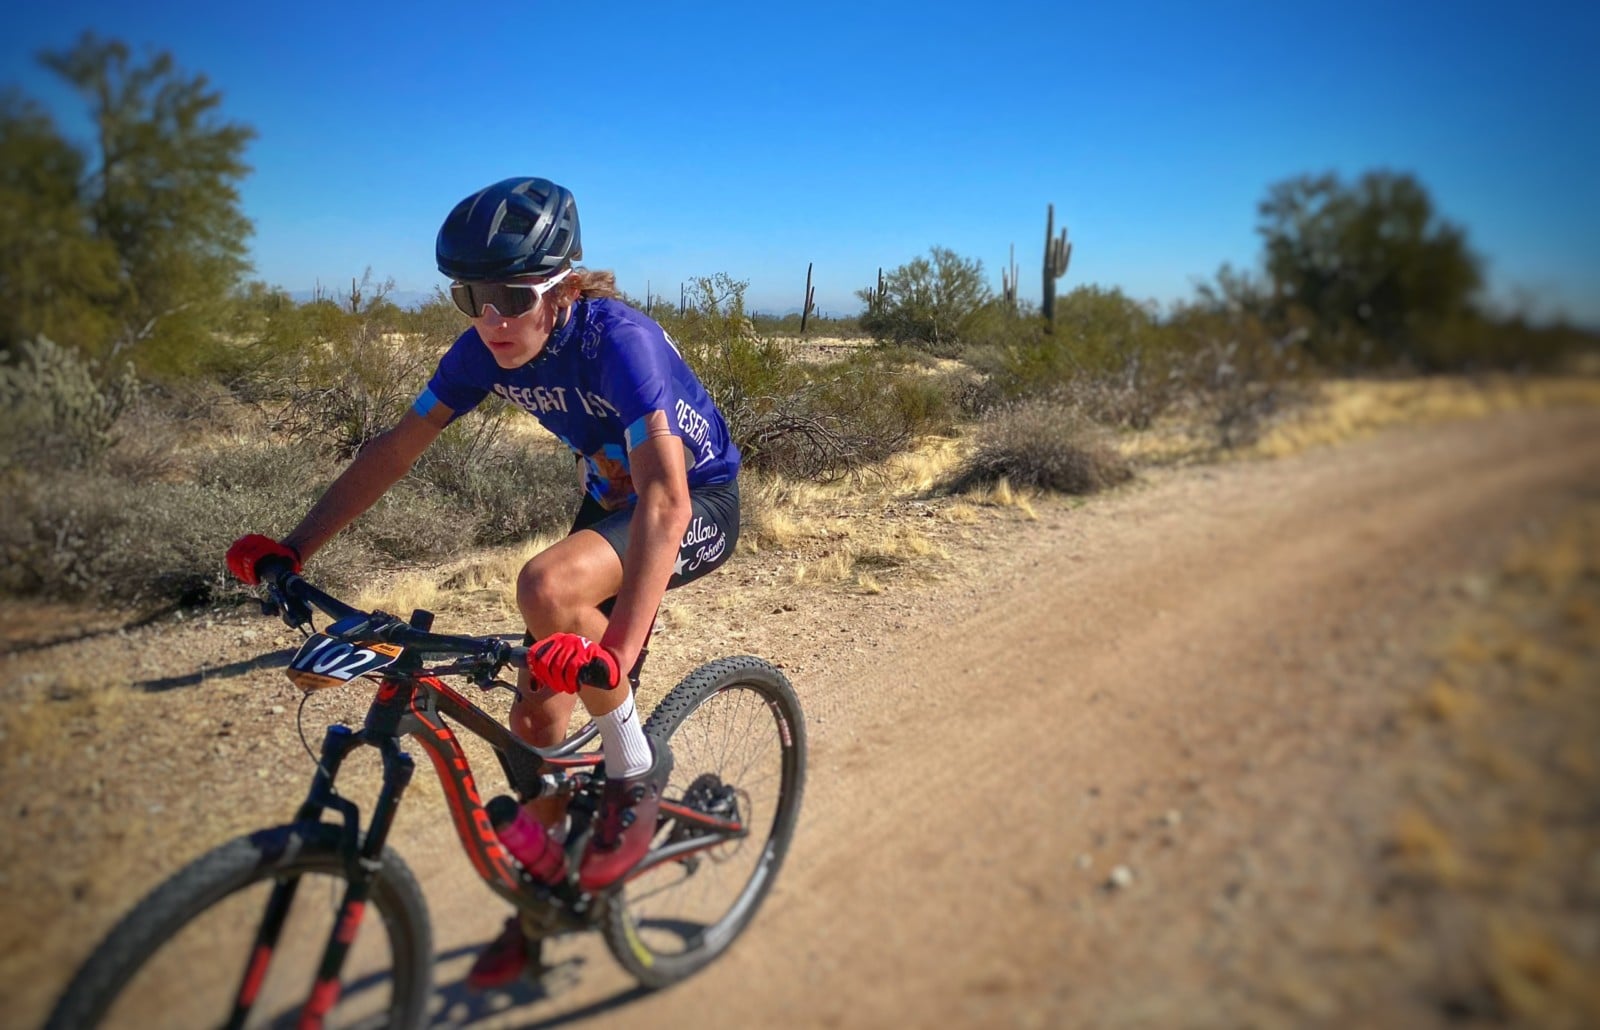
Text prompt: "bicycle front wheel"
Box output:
[[602, 655, 806, 988], [45, 822, 432, 1030]]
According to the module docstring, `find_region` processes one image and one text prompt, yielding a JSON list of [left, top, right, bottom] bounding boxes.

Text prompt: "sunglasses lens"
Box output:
[[451, 282, 539, 318]]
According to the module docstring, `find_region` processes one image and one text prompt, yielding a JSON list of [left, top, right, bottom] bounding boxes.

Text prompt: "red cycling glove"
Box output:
[[226, 534, 302, 586], [528, 633, 620, 694]]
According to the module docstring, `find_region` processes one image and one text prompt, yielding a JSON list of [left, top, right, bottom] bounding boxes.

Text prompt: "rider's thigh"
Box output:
[[516, 529, 624, 633]]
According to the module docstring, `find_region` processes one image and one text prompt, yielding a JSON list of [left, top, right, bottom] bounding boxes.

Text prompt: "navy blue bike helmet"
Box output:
[[436, 177, 582, 282]]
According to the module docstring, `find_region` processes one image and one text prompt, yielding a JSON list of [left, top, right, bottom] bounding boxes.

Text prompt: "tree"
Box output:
[[1257, 171, 1483, 368], [0, 90, 123, 354], [858, 246, 994, 355], [26, 33, 256, 373]]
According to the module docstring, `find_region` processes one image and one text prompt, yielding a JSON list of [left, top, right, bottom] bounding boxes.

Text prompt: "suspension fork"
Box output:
[[227, 723, 417, 1030]]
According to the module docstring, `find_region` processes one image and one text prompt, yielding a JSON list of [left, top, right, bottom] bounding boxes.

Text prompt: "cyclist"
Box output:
[[226, 176, 741, 988]]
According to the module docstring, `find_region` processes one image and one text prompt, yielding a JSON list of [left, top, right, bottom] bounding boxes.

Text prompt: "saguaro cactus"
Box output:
[[1001, 243, 1019, 312], [800, 262, 818, 333], [868, 267, 886, 314], [1042, 203, 1073, 327]]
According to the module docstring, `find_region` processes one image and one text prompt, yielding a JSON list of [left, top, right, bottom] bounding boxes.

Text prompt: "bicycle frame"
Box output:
[[229, 648, 746, 1028]]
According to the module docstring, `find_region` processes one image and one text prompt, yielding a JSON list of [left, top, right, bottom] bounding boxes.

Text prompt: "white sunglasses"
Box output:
[[449, 267, 573, 318]]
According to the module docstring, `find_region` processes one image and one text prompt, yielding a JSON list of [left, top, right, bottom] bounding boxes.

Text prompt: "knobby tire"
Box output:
[[44, 822, 432, 1030], [601, 655, 807, 988]]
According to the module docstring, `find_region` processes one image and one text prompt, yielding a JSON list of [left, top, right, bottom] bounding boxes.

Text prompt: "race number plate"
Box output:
[[285, 633, 404, 692]]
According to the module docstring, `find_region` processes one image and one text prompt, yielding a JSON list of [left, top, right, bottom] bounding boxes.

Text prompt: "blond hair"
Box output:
[[565, 267, 619, 300]]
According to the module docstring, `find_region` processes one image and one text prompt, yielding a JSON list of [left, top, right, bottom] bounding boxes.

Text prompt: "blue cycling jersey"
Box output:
[[415, 297, 740, 511]]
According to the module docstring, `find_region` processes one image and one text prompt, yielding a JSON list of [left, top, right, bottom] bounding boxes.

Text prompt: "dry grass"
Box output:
[[353, 531, 566, 616], [788, 522, 948, 592], [1252, 375, 1600, 459], [1483, 921, 1600, 1026], [1413, 677, 1480, 724], [964, 478, 1038, 519], [871, 436, 969, 495], [1389, 807, 1465, 885]]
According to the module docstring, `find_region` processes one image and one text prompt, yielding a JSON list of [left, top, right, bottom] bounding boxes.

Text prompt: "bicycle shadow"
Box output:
[[131, 632, 529, 694], [279, 943, 649, 1029], [132, 647, 297, 693], [423, 944, 652, 1028]]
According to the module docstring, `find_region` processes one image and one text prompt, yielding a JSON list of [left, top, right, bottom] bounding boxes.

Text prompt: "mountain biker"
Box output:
[[225, 176, 741, 989]]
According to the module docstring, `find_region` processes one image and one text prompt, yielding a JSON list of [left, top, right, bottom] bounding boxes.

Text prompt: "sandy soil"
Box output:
[[3, 404, 1598, 1028]]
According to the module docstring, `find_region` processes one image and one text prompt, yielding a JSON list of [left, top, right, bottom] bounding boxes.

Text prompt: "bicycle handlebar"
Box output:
[[255, 556, 614, 689]]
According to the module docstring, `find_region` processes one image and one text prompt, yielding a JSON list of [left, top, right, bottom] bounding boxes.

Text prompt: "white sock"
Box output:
[[594, 695, 654, 779]]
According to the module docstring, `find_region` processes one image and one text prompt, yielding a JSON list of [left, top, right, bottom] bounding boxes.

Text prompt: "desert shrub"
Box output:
[[243, 276, 461, 458], [0, 429, 528, 604], [944, 397, 1133, 496], [350, 482, 467, 565], [0, 335, 139, 470], [744, 352, 959, 480], [661, 274, 798, 431], [264, 326, 439, 458], [858, 247, 997, 357], [751, 312, 869, 339], [664, 273, 947, 478], [0, 461, 369, 604], [410, 427, 580, 546], [1162, 302, 1309, 448], [986, 287, 1160, 389], [103, 407, 187, 482], [973, 287, 1191, 428]]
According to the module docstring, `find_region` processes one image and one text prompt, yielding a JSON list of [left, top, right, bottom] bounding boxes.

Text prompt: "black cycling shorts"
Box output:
[[571, 478, 740, 593]]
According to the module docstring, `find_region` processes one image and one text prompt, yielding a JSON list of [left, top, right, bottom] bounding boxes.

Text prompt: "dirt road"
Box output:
[[7, 405, 1599, 1028]]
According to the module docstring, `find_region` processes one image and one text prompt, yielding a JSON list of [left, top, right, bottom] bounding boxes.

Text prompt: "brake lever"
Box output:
[[471, 640, 522, 697], [474, 675, 522, 698], [264, 581, 312, 631]]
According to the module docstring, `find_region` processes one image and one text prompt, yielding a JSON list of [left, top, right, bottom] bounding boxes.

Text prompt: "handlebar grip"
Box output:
[[255, 554, 297, 585], [577, 657, 618, 690]]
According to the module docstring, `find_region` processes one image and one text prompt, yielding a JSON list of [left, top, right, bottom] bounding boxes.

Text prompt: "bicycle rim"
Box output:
[[604, 656, 806, 986]]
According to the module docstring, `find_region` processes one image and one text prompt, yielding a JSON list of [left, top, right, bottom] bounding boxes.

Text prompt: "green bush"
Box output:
[[944, 397, 1133, 496], [0, 335, 139, 470], [654, 276, 960, 480], [858, 247, 997, 357]]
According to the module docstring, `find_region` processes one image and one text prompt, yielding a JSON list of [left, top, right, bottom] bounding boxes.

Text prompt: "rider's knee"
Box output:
[[516, 557, 584, 623]]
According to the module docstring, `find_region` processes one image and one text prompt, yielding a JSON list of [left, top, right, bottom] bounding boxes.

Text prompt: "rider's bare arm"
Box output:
[[599, 411, 693, 676], [283, 406, 451, 562]]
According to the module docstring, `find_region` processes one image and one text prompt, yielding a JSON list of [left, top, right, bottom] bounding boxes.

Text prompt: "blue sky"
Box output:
[[5, 1, 1598, 323]]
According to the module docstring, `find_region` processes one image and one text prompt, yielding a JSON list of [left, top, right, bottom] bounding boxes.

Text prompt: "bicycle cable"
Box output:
[[289, 616, 341, 795]]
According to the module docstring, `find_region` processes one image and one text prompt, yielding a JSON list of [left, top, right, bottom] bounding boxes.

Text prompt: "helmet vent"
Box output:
[[498, 211, 533, 236]]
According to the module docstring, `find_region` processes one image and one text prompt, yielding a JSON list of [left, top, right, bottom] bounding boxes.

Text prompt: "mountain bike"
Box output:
[[45, 558, 806, 1029]]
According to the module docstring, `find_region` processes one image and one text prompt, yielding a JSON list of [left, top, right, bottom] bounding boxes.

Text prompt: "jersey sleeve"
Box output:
[[596, 321, 680, 451], [414, 329, 491, 422]]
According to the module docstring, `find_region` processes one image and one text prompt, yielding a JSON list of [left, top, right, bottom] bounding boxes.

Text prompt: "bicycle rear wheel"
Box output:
[[45, 822, 432, 1030], [601, 656, 806, 988]]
